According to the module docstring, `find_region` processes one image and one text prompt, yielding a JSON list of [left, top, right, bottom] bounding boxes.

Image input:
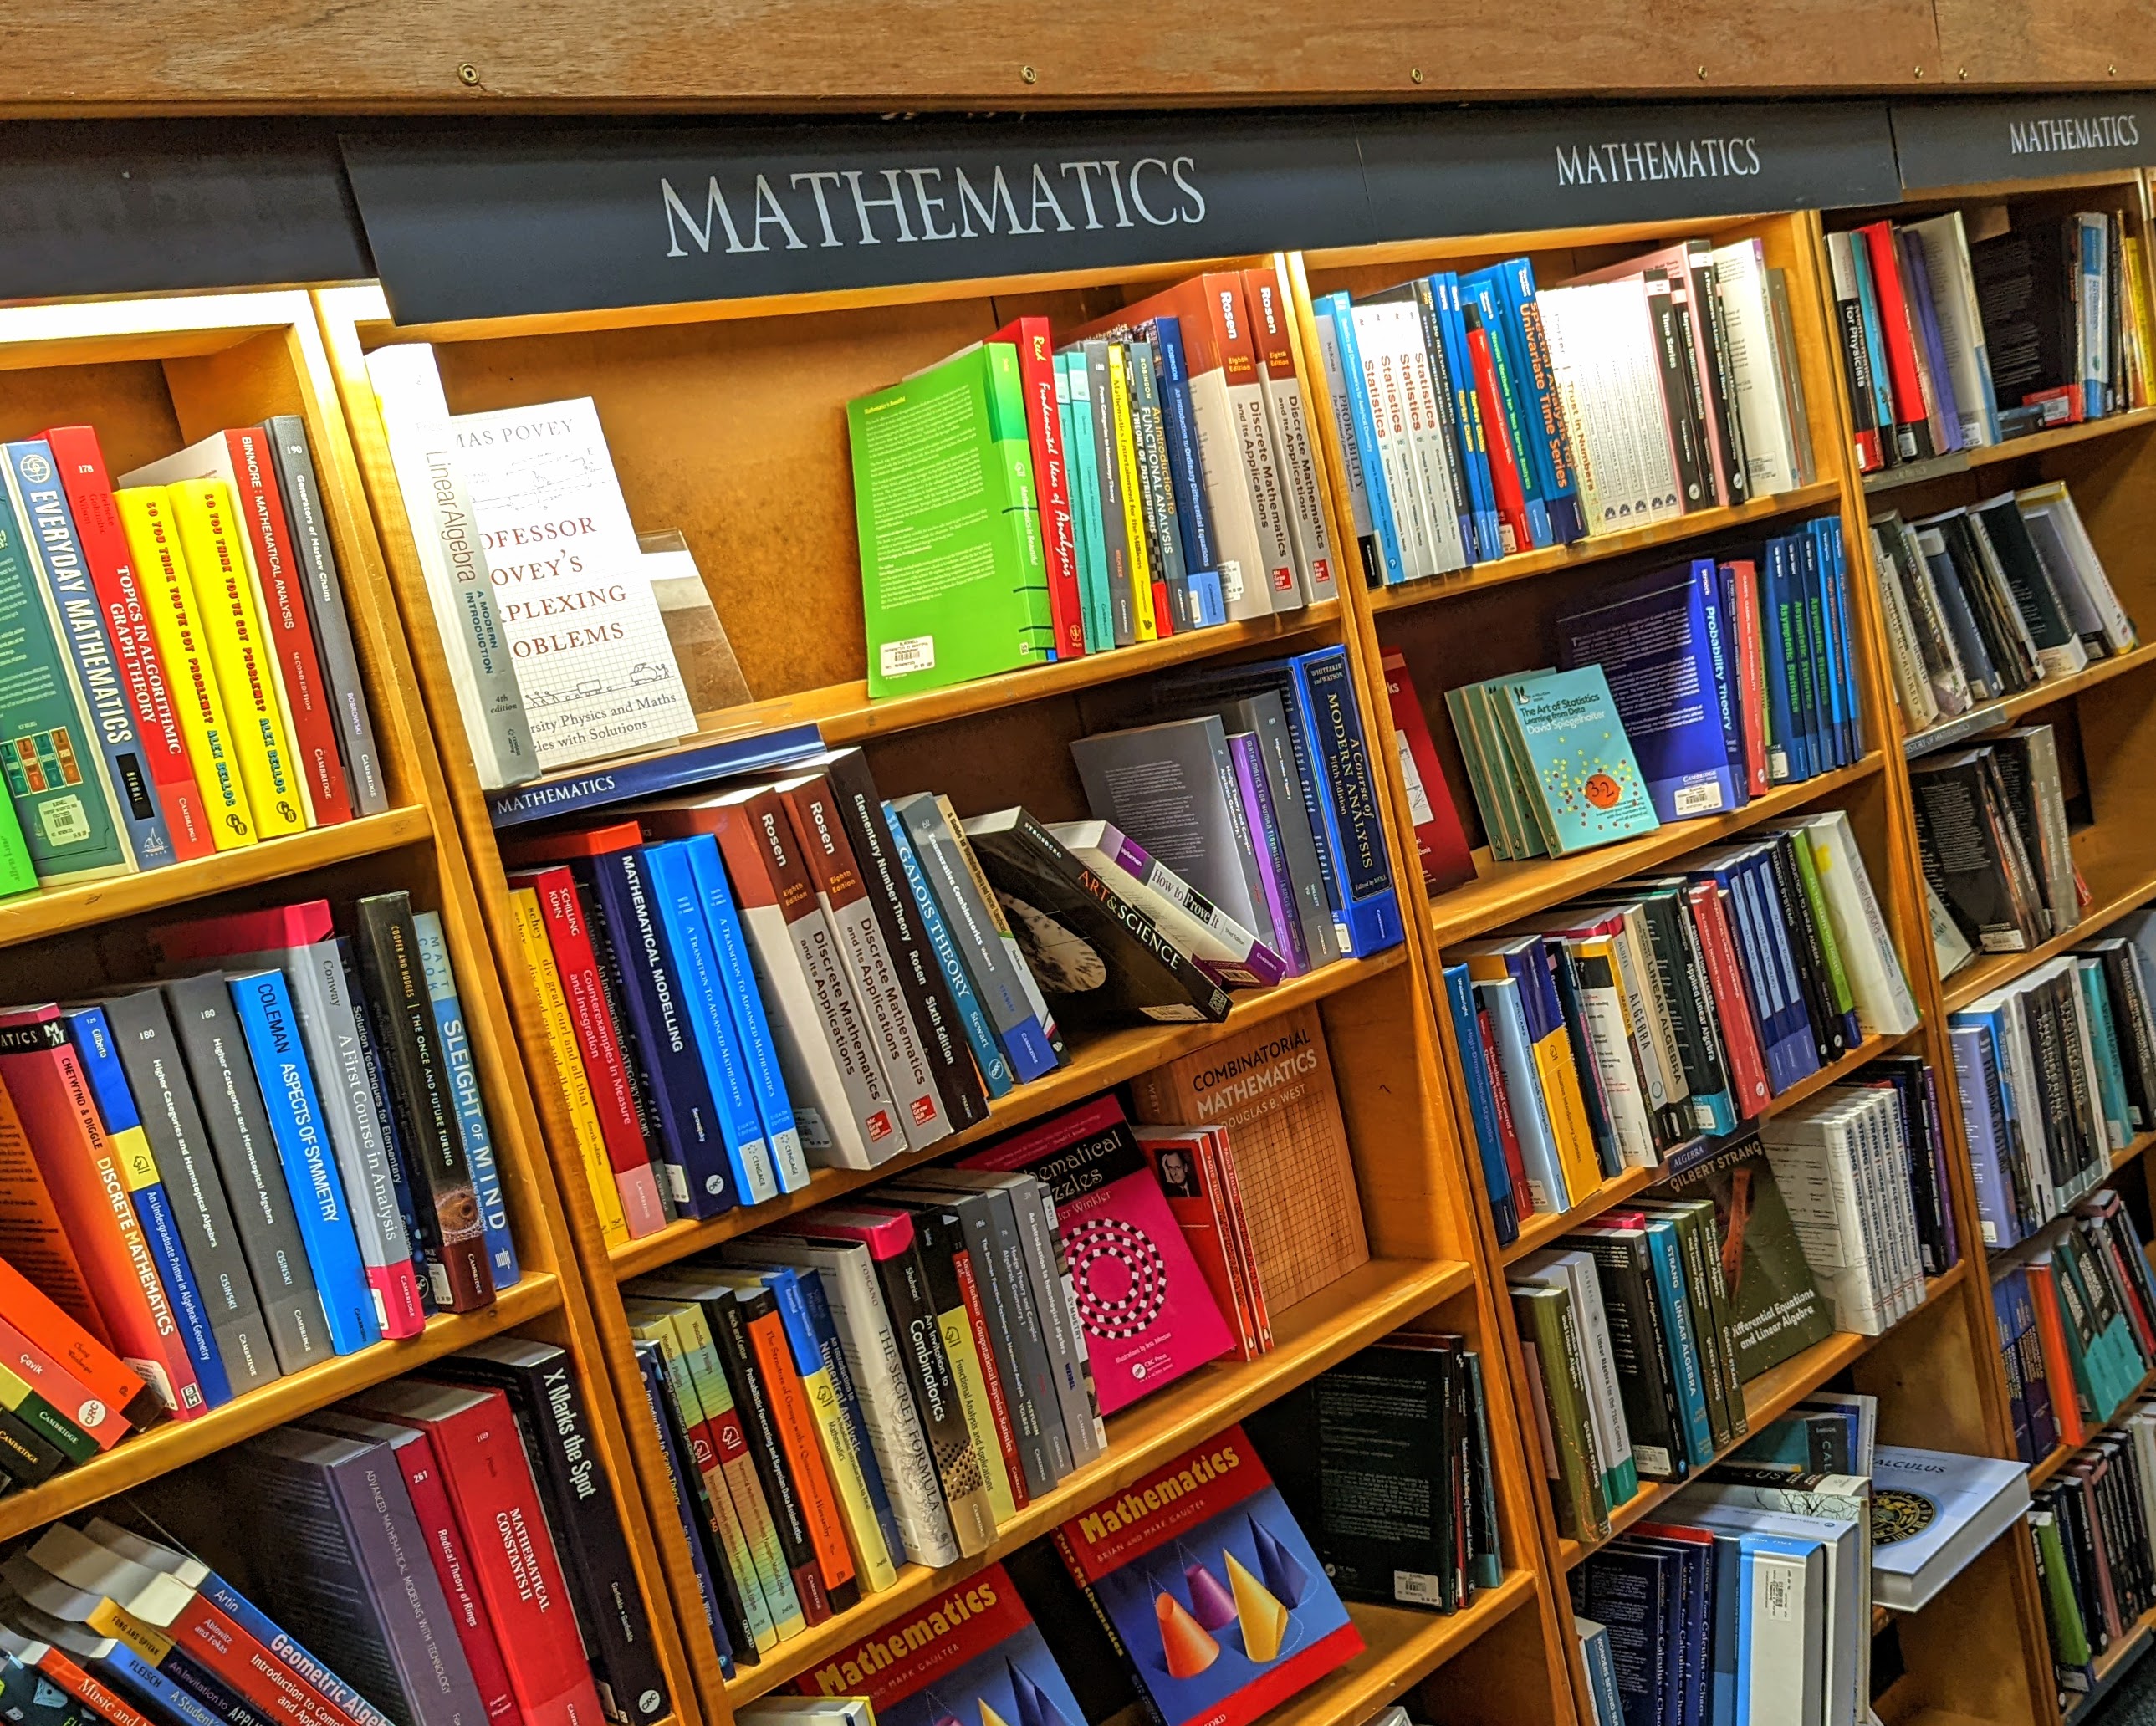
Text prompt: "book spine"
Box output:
[[766, 1275, 898, 1591], [996, 1176, 1105, 1463], [627, 1340, 733, 1662], [918, 1223, 1023, 1523], [376, 1432, 520, 1724], [1289, 646, 1402, 956], [954, 1188, 1069, 1481], [1077, 340, 1135, 643], [1243, 270, 1337, 599], [263, 416, 386, 816], [1103, 341, 1159, 639], [1506, 262, 1588, 543], [706, 1292, 832, 1621], [411, 913, 519, 1287], [509, 887, 627, 1245], [881, 808, 1014, 1095], [1148, 318, 1224, 597], [1125, 338, 1192, 631], [225, 429, 350, 826], [790, 1268, 908, 1572], [350, 891, 493, 1312], [1004, 322, 1085, 660], [0, 1286, 137, 1446], [1323, 294, 1405, 585]]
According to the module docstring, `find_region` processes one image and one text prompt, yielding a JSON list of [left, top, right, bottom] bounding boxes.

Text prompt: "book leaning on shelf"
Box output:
[[2029, 1382, 2156, 1692], [1911, 725, 2083, 967]]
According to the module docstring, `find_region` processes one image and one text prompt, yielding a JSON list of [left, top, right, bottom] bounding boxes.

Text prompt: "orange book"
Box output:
[[737, 1284, 859, 1608], [0, 1073, 106, 1346], [20, 1641, 160, 1726], [2028, 1260, 2086, 1449], [0, 1253, 156, 1438]]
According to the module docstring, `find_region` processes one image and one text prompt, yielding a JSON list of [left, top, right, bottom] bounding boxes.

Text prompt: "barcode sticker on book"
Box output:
[[1673, 781, 1726, 816], [1394, 1570, 1444, 1606], [881, 635, 936, 677]]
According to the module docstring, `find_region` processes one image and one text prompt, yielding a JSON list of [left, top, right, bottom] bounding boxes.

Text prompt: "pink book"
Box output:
[[148, 899, 427, 1338], [961, 1096, 1234, 1414]]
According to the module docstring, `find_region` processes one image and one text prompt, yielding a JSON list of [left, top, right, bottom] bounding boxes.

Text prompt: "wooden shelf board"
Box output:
[[0, 807, 435, 951], [1557, 1265, 1967, 1570], [1862, 407, 2156, 496], [1430, 758, 1882, 952], [2068, 1610, 2156, 1719], [1500, 1033, 1906, 1267], [1258, 1573, 1540, 1726], [1941, 855, 2156, 1015], [722, 1254, 1474, 1703], [1367, 483, 1842, 615], [0, 1272, 559, 1543], [611, 947, 1406, 1279], [2118, 1131, 2156, 1175], [1902, 641, 2156, 763]]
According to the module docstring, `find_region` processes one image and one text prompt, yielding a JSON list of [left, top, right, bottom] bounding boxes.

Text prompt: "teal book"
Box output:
[[1494, 667, 1660, 855], [851, 342, 1055, 697]]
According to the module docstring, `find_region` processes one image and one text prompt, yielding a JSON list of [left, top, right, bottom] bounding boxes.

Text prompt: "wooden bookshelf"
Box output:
[[1902, 639, 2156, 763], [1862, 404, 2156, 496]]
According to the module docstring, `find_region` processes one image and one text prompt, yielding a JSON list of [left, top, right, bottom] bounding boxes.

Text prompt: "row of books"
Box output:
[[1828, 204, 2153, 473], [0, 421, 386, 894], [1510, 1135, 1839, 1540], [846, 268, 1337, 703], [1994, 1187, 2156, 1463], [0, 890, 513, 1466], [1440, 810, 1918, 1239], [1312, 239, 1811, 587], [0, 1335, 667, 1726], [1913, 726, 2083, 966], [2031, 1391, 2156, 1696], [629, 1075, 1366, 1668], [1947, 914, 2156, 1249], [1871, 486, 2138, 743]]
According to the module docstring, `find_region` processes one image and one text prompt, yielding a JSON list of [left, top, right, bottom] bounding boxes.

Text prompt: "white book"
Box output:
[[364, 344, 536, 790], [1554, 937, 1658, 1167], [1539, 289, 1625, 534], [1709, 240, 1799, 497], [1870, 1445, 2031, 1611], [1516, 1249, 1633, 1502], [447, 396, 693, 771], [1686, 1508, 1857, 1726], [1746, 1540, 1828, 1726], [1220, 299, 1302, 611], [1312, 311, 1376, 549], [1883, 515, 1977, 717], [1908, 212, 2000, 447], [1872, 538, 1942, 731], [2017, 482, 2137, 656], [1390, 314, 1471, 575], [1760, 1099, 1887, 1334], [1178, 350, 1276, 620], [1780, 812, 1921, 1038], [1351, 304, 1440, 580], [1244, 275, 1337, 603], [1050, 817, 1282, 988]]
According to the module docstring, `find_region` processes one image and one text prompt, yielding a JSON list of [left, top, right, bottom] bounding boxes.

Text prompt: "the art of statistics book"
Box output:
[[1053, 1426, 1362, 1726], [792, 1563, 1086, 1726], [1495, 667, 1661, 855]]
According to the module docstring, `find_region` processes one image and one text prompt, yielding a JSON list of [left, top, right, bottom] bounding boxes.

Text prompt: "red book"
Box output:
[[2027, 1262, 2086, 1448], [1381, 649, 1477, 894], [508, 864, 668, 1238], [1680, 881, 1773, 1117], [1209, 1128, 1273, 1352], [1136, 1126, 1260, 1361], [42, 426, 216, 861], [0, 1006, 202, 1417], [0, 1249, 155, 1436], [1477, 1007, 1535, 1219], [1722, 560, 1771, 798], [1857, 222, 1935, 462], [351, 1381, 605, 1726], [995, 316, 1085, 661], [1465, 315, 1533, 556]]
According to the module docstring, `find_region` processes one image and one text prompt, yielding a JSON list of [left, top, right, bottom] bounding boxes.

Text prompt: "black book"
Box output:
[[2091, 942, 2156, 1132], [1911, 752, 2033, 954], [1980, 750, 2050, 941], [1566, 1227, 1686, 1481], [1874, 1057, 1953, 1275], [420, 1339, 671, 1724], [1912, 518, 2005, 700], [2048, 976, 2106, 1184], [2019, 984, 2081, 1194], [1586, 884, 1729, 1136], [807, 748, 988, 1131], [343, 940, 436, 1305], [1760, 835, 1844, 1067], [351, 891, 492, 1313], [0, 1408, 63, 1486], [1934, 510, 2041, 693], [961, 807, 1232, 1026], [1975, 493, 2088, 677], [1973, 217, 2081, 407], [1686, 242, 1751, 506], [1461, 1349, 1504, 1589], [1644, 274, 1712, 511], [630, 1340, 747, 1673], [1987, 736, 2060, 939], [161, 971, 330, 1373]]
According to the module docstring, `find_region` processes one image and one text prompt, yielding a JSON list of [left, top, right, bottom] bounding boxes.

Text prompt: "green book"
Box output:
[[1494, 666, 1659, 855], [2031, 1509, 2092, 1673], [1510, 1279, 1609, 1542], [0, 483, 126, 884], [850, 341, 1055, 698]]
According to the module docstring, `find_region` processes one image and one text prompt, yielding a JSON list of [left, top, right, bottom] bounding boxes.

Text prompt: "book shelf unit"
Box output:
[[0, 288, 702, 1726], [309, 261, 1578, 1726]]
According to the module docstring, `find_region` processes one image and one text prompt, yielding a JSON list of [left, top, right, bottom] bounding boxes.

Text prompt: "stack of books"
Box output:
[[1440, 811, 1920, 1239], [0, 1335, 667, 1726], [846, 268, 1336, 702], [1827, 205, 2155, 470], [1913, 725, 2082, 965], [0, 890, 513, 1466], [0, 421, 386, 897], [1947, 917, 2156, 1248], [2031, 1387, 2156, 1694], [1872, 488, 2138, 743], [1312, 242, 1811, 587], [1995, 1186, 2156, 1461]]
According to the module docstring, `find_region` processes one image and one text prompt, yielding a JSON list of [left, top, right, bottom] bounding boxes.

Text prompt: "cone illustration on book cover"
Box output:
[[1250, 1515, 1311, 1608], [925, 1692, 963, 1726], [1008, 1661, 1075, 1726], [1225, 1552, 1288, 1663], [1181, 1541, 1239, 1631], [978, 1699, 1011, 1726], [1157, 1586, 1222, 1677]]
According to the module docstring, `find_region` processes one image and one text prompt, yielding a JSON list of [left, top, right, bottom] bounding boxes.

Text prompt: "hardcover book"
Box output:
[[1051, 1427, 1362, 1726]]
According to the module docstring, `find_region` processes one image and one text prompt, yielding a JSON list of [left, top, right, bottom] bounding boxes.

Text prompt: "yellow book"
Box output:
[[1462, 945, 1601, 1208], [1106, 340, 1157, 641], [509, 886, 627, 1248], [165, 480, 305, 837], [2125, 235, 2155, 411], [112, 488, 257, 850]]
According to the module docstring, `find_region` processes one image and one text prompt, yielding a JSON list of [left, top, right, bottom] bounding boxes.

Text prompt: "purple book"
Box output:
[[1949, 1020, 2021, 1249], [1228, 731, 1306, 976], [1899, 229, 1966, 455]]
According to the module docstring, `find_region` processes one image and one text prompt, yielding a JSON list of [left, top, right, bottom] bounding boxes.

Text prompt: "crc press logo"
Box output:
[[18, 452, 51, 483]]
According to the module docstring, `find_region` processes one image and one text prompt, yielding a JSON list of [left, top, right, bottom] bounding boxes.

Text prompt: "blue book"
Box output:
[[1763, 540, 1811, 783], [485, 723, 823, 829], [1443, 962, 1518, 1244], [631, 1340, 733, 1677], [1460, 269, 1553, 549], [1321, 292, 1408, 585], [674, 830, 809, 1192], [1431, 273, 1504, 562], [227, 968, 379, 1355], [409, 913, 519, 1289], [1845, 240, 1901, 460], [4, 440, 176, 871], [2080, 216, 2108, 418], [1144, 317, 1224, 601], [792, 1266, 908, 1576], [1695, 559, 1748, 803], [1735, 1535, 1829, 1723], [1637, 1213, 1716, 1466], [1802, 525, 1848, 770], [1499, 257, 1587, 544], [1898, 229, 1966, 454], [1714, 847, 1817, 1094], [1474, 977, 1571, 1213], [1266, 647, 1403, 954], [1404, 279, 1479, 559], [1786, 532, 1828, 777], [1556, 561, 1742, 823], [175, 1554, 395, 1726], [1576, 1545, 1676, 1726], [62, 1004, 234, 1408], [1058, 351, 1114, 655], [880, 805, 1013, 1099], [642, 840, 775, 1207], [1707, 1529, 1745, 1726], [1824, 519, 1863, 762], [1949, 1019, 2022, 1248], [1578, 1618, 1626, 1726], [19, 1612, 227, 1726], [1628, 1532, 1708, 1726]]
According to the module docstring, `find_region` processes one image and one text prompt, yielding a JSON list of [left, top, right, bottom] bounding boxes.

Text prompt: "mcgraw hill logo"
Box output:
[[662, 156, 1208, 258]]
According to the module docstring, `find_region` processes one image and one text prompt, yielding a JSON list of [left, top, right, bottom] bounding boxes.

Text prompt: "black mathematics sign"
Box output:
[[0, 120, 370, 301], [340, 101, 1899, 324], [1893, 94, 2156, 191]]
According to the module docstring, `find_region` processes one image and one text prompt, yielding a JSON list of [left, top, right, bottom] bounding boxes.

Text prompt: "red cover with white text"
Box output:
[[1857, 222, 1935, 461], [1722, 559, 1771, 798], [995, 316, 1085, 661], [1380, 650, 1477, 894], [1682, 881, 1772, 1116]]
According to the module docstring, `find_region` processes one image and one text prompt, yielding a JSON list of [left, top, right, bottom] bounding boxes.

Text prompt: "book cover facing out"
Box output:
[[1054, 1426, 1361, 1726], [1498, 667, 1660, 855], [794, 1563, 1086, 1726]]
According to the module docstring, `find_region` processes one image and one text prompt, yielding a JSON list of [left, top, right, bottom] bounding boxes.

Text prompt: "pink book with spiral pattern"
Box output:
[[963, 1095, 1232, 1415]]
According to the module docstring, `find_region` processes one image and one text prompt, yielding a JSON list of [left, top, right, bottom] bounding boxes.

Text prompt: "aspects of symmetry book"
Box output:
[[794, 1564, 1086, 1726], [1052, 1427, 1362, 1726]]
